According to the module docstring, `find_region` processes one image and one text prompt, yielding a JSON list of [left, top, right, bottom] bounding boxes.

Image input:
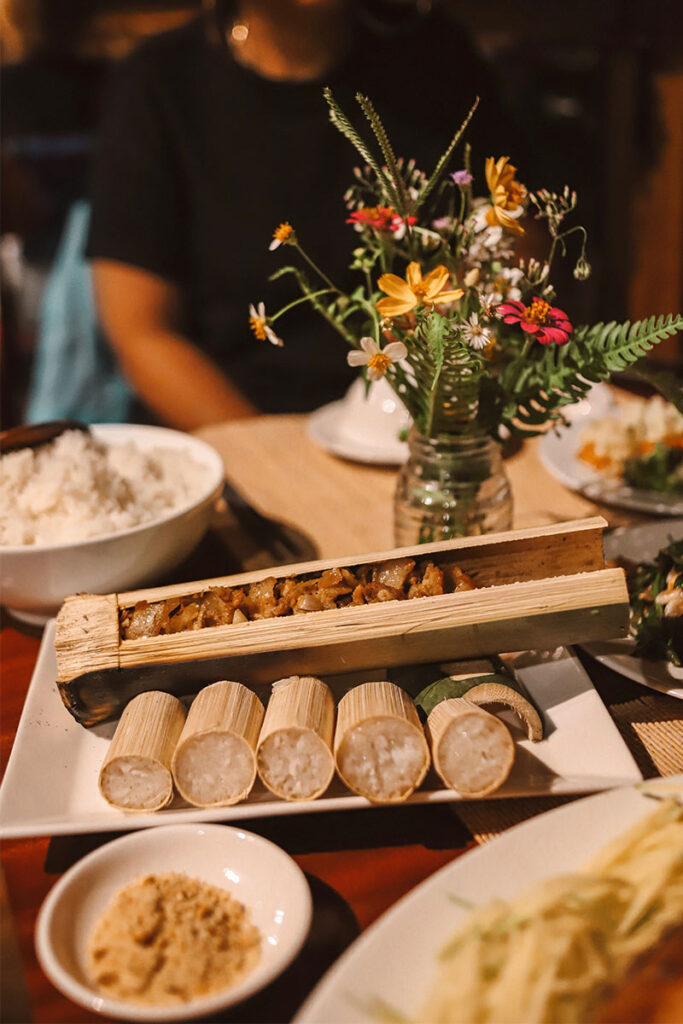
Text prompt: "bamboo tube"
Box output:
[[256, 676, 335, 801], [334, 681, 430, 804], [99, 691, 186, 812], [171, 681, 264, 807], [426, 698, 515, 797]]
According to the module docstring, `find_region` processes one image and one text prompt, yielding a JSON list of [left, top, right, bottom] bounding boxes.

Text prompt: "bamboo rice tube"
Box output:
[[172, 680, 264, 807], [99, 691, 186, 812], [256, 676, 335, 801], [426, 697, 515, 797], [334, 681, 430, 804]]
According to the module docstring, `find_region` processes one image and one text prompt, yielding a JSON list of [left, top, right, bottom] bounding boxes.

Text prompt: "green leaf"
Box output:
[[627, 360, 683, 413], [414, 673, 514, 717], [497, 314, 683, 438], [421, 313, 449, 388], [576, 315, 683, 373]]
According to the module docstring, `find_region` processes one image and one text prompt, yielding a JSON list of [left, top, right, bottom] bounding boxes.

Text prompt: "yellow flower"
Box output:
[[376, 262, 463, 318], [484, 156, 527, 235], [269, 222, 294, 251]]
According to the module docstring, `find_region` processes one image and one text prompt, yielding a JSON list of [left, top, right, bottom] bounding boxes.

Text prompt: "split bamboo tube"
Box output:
[[99, 691, 186, 812], [256, 676, 335, 801], [172, 681, 264, 807], [426, 698, 515, 797], [334, 681, 430, 804]]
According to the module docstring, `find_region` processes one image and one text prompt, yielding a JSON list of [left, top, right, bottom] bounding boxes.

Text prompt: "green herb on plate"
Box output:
[[627, 538, 683, 666], [622, 444, 683, 497]]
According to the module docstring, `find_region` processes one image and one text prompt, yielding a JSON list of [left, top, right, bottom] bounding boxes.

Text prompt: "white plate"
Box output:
[[0, 623, 640, 838], [582, 519, 683, 698], [308, 400, 409, 465], [538, 396, 683, 516], [36, 823, 311, 1021], [295, 774, 682, 1023]]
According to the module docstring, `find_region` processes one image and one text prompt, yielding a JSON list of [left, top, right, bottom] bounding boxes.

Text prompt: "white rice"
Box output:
[[173, 732, 256, 807], [258, 728, 334, 800], [100, 755, 172, 811], [337, 717, 428, 801], [0, 430, 212, 546]]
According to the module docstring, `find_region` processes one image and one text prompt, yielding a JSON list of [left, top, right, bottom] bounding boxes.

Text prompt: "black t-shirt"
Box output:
[[88, 13, 512, 413]]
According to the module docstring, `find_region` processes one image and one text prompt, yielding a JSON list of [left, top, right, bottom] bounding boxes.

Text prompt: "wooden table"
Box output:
[[1, 416, 680, 1023]]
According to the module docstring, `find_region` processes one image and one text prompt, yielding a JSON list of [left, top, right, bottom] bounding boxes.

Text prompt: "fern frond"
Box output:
[[324, 88, 394, 203], [417, 97, 479, 209], [577, 314, 683, 373], [355, 93, 408, 215]]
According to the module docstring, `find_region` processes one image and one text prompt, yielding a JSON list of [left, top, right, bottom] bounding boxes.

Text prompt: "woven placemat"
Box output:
[[456, 693, 683, 845], [609, 694, 683, 777]]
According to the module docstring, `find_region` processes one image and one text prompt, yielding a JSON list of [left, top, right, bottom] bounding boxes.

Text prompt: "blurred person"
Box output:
[[89, 0, 515, 430]]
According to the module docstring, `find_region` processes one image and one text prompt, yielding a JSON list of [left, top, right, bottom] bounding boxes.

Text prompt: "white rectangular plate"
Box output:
[[0, 621, 641, 838]]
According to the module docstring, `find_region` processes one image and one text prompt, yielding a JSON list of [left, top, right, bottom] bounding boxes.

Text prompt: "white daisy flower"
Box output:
[[347, 336, 408, 381], [248, 302, 283, 347], [460, 313, 493, 351], [479, 294, 499, 319]]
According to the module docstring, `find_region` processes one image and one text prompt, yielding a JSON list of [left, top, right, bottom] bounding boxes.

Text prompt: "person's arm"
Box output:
[[92, 259, 257, 430]]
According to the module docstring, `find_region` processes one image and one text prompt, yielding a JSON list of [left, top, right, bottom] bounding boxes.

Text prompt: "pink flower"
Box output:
[[496, 296, 573, 345], [451, 169, 473, 186]]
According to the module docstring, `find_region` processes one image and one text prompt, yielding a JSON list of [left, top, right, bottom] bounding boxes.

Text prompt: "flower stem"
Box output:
[[293, 243, 341, 294], [270, 289, 334, 323]]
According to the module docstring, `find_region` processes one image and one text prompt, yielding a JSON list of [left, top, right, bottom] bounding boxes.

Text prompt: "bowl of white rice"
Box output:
[[0, 424, 224, 619]]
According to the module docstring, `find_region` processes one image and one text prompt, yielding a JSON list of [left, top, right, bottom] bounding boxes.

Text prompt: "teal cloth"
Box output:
[[26, 201, 133, 424]]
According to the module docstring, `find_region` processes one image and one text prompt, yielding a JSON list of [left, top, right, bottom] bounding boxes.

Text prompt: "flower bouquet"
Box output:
[[250, 92, 683, 543]]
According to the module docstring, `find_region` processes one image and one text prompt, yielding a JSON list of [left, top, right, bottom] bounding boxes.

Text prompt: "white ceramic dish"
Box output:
[[582, 519, 683, 699], [0, 622, 640, 839], [539, 399, 683, 517], [0, 424, 224, 618], [295, 774, 682, 1023], [308, 378, 410, 465], [36, 823, 312, 1022]]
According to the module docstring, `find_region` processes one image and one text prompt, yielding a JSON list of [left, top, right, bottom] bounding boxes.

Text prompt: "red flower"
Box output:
[[496, 296, 573, 345], [347, 205, 417, 233]]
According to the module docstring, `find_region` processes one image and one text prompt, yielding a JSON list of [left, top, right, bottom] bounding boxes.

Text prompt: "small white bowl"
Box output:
[[35, 824, 312, 1022], [0, 424, 224, 619]]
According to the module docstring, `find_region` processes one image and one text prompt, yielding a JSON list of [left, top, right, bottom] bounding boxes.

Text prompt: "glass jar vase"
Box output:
[[394, 430, 513, 545]]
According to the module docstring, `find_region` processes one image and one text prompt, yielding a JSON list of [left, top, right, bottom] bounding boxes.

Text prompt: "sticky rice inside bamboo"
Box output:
[[172, 680, 264, 807], [257, 676, 335, 801], [259, 728, 333, 800], [335, 682, 430, 803], [100, 755, 173, 811], [427, 697, 515, 797], [174, 732, 255, 806], [99, 691, 186, 812]]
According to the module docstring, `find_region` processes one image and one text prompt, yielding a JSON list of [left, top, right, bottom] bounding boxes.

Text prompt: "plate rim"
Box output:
[[294, 773, 682, 1023], [538, 415, 683, 516], [0, 624, 641, 840], [307, 400, 408, 466]]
